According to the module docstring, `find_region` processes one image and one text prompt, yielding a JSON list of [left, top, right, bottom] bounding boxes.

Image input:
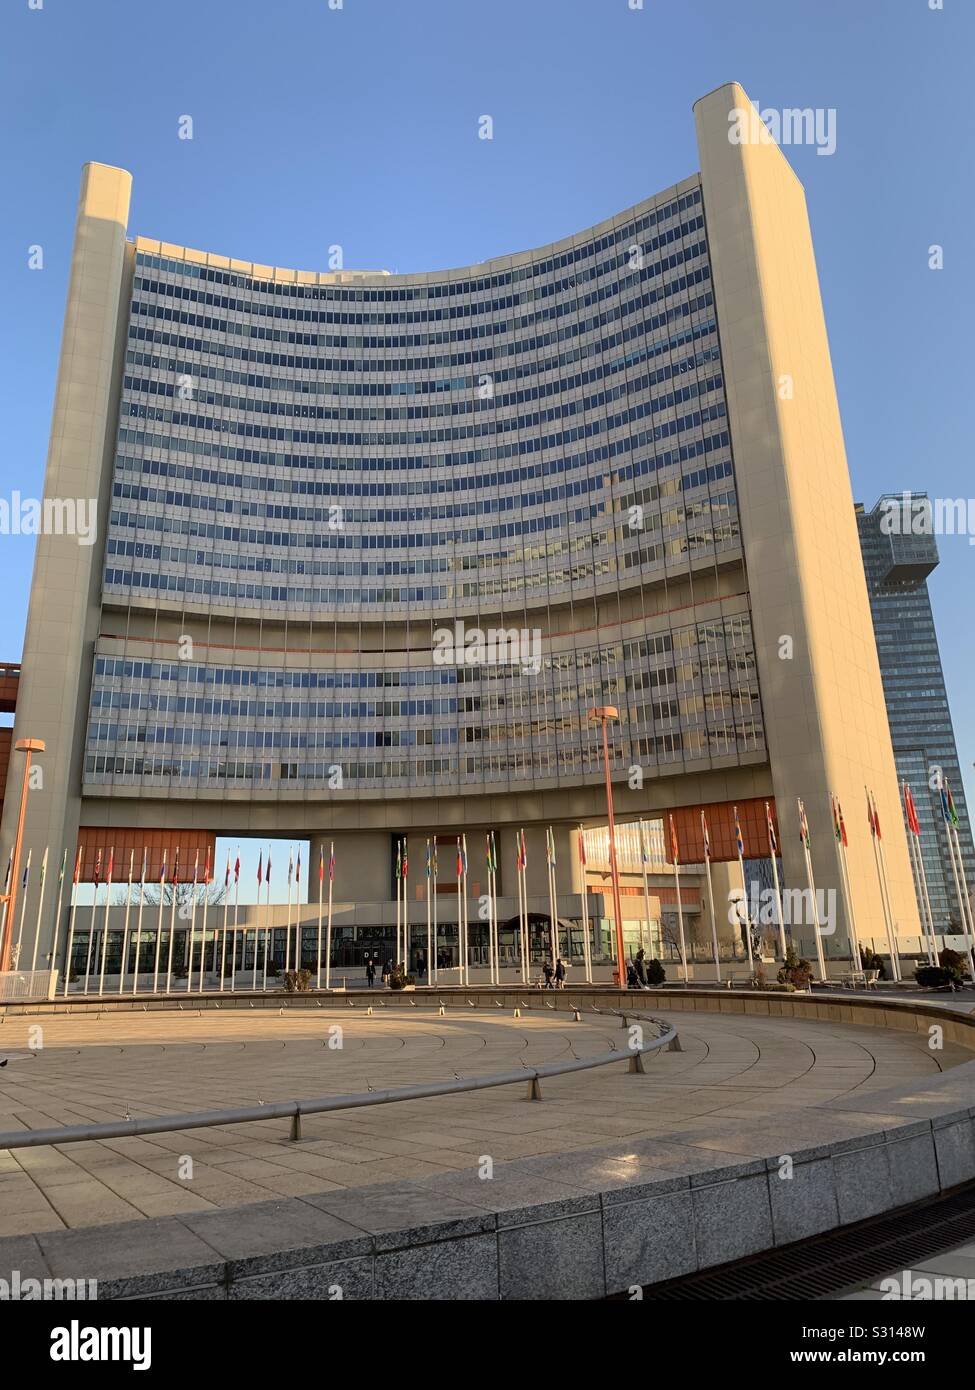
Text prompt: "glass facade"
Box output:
[[84, 181, 767, 800], [857, 495, 975, 932]]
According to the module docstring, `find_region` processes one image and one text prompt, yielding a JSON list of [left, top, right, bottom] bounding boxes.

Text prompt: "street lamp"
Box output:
[[588, 707, 627, 988], [0, 738, 45, 974]]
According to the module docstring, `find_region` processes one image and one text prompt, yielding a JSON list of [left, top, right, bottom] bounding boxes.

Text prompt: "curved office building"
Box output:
[[1, 83, 921, 960]]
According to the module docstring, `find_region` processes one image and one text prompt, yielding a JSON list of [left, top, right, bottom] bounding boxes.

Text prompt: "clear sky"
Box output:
[[1, 0, 972, 892]]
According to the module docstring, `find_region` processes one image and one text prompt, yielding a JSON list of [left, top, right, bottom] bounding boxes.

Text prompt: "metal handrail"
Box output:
[[0, 1005, 677, 1151]]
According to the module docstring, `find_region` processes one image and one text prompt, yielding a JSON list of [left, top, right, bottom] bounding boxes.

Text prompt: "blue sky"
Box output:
[[1, 0, 972, 894]]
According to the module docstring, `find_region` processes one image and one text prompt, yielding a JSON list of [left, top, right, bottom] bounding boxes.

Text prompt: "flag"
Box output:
[[93, 848, 102, 887], [518, 828, 527, 870], [192, 849, 200, 885], [838, 797, 849, 847], [734, 806, 744, 859], [798, 798, 810, 849], [225, 851, 231, 888], [402, 837, 408, 878], [106, 847, 114, 882], [257, 851, 263, 887], [486, 831, 497, 874], [287, 846, 293, 886], [39, 847, 48, 889], [395, 839, 402, 881], [946, 781, 960, 828], [904, 784, 921, 837], [172, 847, 180, 886], [766, 801, 777, 854], [73, 846, 82, 886], [545, 826, 556, 867], [426, 839, 431, 879], [296, 847, 301, 882], [21, 849, 31, 889], [328, 842, 335, 882], [831, 794, 842, 843], [869, 792, 882, 841], [456, 837, 463, 878], [700, 809, 711, 860], [160, 849, 168, 885], [141, 847, 148, 882], [266, 848, 272, 883], [577, 830, 586, 867], [669, 814, 680, 866], [234, 849, 240, 883], [319, 844, 325, 884], [461, 834, 468, 876], [128, 848, 135, 879], [432, 836, 438, 876], [58, 847, 67, 890]]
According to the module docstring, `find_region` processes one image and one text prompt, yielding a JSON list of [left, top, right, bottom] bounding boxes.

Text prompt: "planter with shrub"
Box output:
[[283, 968, 312, 993], [646, 958, 666, 986], [777, 948, 813, 991]]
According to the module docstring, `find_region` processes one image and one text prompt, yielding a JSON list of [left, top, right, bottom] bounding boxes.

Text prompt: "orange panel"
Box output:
[[0, 664, 19, 716], [667, 797, 780, 864], [76, 828, 216, 884]]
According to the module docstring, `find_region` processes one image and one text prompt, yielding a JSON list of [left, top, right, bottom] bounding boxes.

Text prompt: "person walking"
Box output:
[[555, 957, 566, 989], [381, 958, 391, 987], [365, 958, 376, 989], [634, 948, 648, 988], [415, 951, 426, 982], [542, 959, 554, 989]]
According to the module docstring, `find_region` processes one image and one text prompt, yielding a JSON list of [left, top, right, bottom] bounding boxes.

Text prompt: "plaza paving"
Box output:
[[0, 1006, 968, 1238]]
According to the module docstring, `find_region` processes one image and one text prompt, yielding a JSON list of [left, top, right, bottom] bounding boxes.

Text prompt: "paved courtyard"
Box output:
[[0, 1007, 968, 1238]]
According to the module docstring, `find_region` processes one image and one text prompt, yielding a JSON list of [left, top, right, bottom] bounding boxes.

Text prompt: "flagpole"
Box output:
[[701, 811, 721, 984], [83, 851, 99, 994], [0, 853, 12, 974], [767, 802, 787, 961], [578, 826, 593, 985], [426, 838, 432, 986], [186, 852, 199, 994], [117, 851, 134, 995], [316, 846, 324, 991], [456, 839, 462, 985], [491, 835, 500, 983], [942, 790, 975, 977], [903, 784, 935, 965], [230, 852, 240, 993], [866, 790, 899, 979], [218, 851, 231, 993], [48, 847, 69, 990], [518, 832, 527, 984], [831, 797, 861, 972], [733, 807, 754, 975], [638, 819, 652, 960], [285, 846, 293, 974], [395, 838, 402, 968], [798, 801, 827, 982], [546, 827, 558, 970], [325, 841, 334, 990], [61, 849, 82, 994], [667, 816, 688, 982], [152, 851, 167, 993], [259, 853, 269, 991], [132, 850, 146, 995], [29, 847, 49, 975], [949, 820, 975, 970], [15, 848, 33, 972], [871, 791, 902, 981], [165, 850, 180, 995], [432, 837, 439, 986], [197, 850, 210, 994], [461, 833, 469, 986]]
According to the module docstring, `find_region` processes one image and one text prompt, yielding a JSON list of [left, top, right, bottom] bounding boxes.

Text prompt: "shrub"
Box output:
[[777, 948, 813, 990], [914, 965, 954, 989], [939, 948, 968, 982], [646, 957, 666, 986], [283, 968, 312, 993], [858, 946, 887, 980], [387, 964, 416, 990]]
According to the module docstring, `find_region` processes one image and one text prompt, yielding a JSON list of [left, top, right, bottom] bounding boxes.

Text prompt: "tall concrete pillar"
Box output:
[[0, 165, 132, 949]]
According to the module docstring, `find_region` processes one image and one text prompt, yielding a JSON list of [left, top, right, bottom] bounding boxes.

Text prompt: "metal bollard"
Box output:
[[628, 1051, 646, 1074], [290, 1110, 302, 1142], [667, 1034, 683, 1052], [526, 1076, 543, 1101]]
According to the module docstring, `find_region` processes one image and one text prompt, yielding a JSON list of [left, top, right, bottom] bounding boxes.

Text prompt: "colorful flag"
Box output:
[[58, 846, 67, 890], [945, 781, 960, 828], [38, 846, 48, 889], [319, 844, 325, 884], [266, 848, 272, 883], [700, 809, 711, 860], [395, 839, 402, 881], [669, 814, 680, 866], [904, 784, 921, 837], [766, 801, 777, 854], [295, 847, 301, 882], [461, 834, 468, 876], [870, 792, 882, 841], [21, 849, 31, 889], [257, 851, 263, 887], [734, 805, 744, 859], [426, 839, 432, 879], [73, 846, 82, 886], [831, 794, 842, 843], [172, 848, 180, 886], [577, 830, 586, 867], [328, 843, 335, 882], [160, 848, 168, 885], [432, 837, 438, 876], [518, 829, 527, 870], [106, 847, 114, 882], [225, 851, 232, 889], [141, 847, 148, 882], [798, 798, 810, 849], [402, 837, 408, 879], [192, 850, 199, 885], [287, 847, 293, 886], [234, 850, 240, 883], [456, 837, 463, 878], [93, 848, 102, 887]]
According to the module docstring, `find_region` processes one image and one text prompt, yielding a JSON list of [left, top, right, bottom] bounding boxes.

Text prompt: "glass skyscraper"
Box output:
[[857, 495, 975, 935]]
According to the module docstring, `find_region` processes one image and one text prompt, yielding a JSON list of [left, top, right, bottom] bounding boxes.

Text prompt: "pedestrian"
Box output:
[[415, 951, 426, 981], [365, 958, 376, 989], [555, 957, 566, 988], [634, 948, 648, 988], [542, 959, 554, 989], [381, 958, 391, 986], [626, 960, 639, 989]]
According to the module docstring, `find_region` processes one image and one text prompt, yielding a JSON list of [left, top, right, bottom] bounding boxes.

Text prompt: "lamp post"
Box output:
[[588, 707, 626, 987], [0, 738, 46, 973]]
